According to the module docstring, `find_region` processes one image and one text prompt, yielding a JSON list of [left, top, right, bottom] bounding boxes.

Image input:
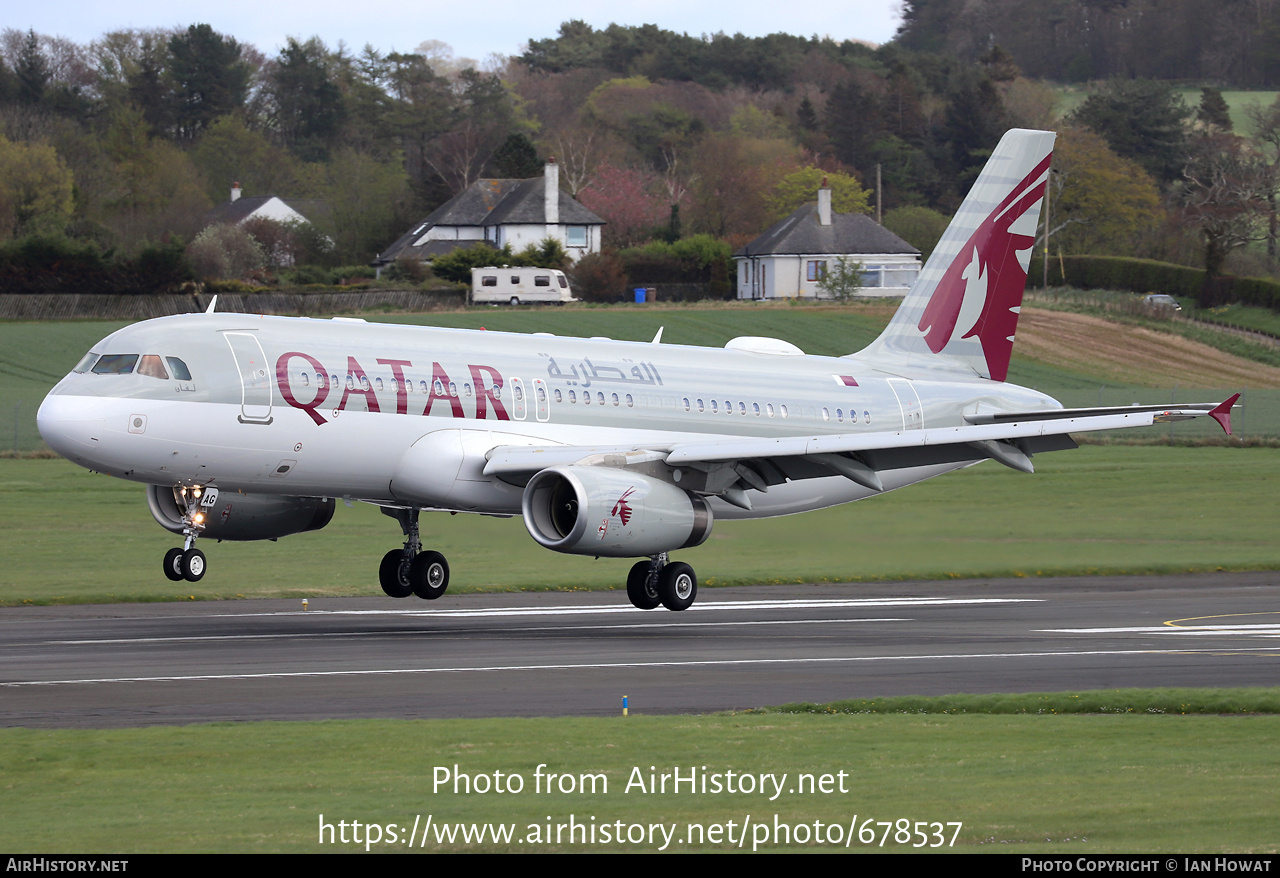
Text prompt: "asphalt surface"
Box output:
[[2, 572, 1278, 728]]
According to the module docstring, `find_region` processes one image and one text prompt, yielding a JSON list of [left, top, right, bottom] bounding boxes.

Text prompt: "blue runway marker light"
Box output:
[[623, 695, 628, 717]]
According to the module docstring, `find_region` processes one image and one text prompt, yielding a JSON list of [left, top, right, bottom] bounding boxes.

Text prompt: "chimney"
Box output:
[[544, 158, 559, 226], [231, 182, 242, 203], [817, 176, 831, 226]]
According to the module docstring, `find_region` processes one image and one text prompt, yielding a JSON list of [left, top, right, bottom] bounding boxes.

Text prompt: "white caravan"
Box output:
[[471, 266, 575, 305]]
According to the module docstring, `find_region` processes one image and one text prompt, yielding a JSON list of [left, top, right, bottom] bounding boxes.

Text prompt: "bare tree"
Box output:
[[1179, 132, 1272, 281]]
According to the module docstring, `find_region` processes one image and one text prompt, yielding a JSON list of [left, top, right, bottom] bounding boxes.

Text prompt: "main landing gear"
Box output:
[[627, 553, 697, 611], [162, 485, 216, 583], [379, 508, 450, 600]]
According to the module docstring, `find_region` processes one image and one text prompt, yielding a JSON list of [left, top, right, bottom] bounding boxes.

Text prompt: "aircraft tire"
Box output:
[[626, 561, 661, 610], [658, 562, 696, 611], [379, 549, 414, 598], [163, 548, 185, 582], [410, 551, 449, 600], [181, 548, 206, 583]]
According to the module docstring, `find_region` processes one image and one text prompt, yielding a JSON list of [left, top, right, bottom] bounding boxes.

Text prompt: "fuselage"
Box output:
[[38, 312, 1062, 518]]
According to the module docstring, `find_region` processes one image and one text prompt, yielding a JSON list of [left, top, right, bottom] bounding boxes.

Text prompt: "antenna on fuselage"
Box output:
[[204, 295, 218, 315], [651, 326, 664, 344]]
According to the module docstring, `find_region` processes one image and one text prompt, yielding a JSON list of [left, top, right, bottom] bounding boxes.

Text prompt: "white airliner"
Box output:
[[38, 129, 1236, 611]]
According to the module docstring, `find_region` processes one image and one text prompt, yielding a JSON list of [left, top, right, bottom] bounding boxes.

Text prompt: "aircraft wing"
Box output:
[[483, 395, 1239, 495]]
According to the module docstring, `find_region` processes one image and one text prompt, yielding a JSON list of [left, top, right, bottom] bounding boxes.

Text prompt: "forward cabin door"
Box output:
[[223, 332, 274, 424]]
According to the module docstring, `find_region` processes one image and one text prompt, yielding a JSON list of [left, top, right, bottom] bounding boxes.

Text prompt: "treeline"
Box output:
[[0, 17, 1278, 302], [897, 0, 1280, 86]]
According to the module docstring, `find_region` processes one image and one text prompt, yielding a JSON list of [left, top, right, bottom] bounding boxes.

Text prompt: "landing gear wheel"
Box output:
[[410, 551, 449, 600], [658, 562, 696, 611], [181, 548, 206, 583], [379, 549, 414, 598], [163, 548, 185, 582], [626, 560, 661, 610]]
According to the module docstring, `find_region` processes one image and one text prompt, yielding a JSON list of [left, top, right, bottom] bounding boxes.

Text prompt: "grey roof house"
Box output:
[[375, 159, 604, 267], [735, 184, 920, 299]]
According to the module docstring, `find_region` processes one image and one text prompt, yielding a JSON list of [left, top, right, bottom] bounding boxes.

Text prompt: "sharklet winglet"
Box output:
[[1209, 393, 1240, 435]]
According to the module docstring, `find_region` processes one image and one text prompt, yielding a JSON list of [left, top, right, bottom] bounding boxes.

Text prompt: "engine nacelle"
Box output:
[[146, 485, 335, 541], [522, 466, 712, 557]]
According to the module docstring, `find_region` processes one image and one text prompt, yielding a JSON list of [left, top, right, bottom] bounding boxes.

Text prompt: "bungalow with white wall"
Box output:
[[734, 183, 920, 299], [375, 159, 604, 268]]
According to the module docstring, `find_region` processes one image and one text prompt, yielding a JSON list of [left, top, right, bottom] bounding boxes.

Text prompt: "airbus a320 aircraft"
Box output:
[[38, 129, 1237, 611]]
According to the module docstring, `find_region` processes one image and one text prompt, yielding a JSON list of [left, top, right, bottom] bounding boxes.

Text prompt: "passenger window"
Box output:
[[92, 354, 139, 375]]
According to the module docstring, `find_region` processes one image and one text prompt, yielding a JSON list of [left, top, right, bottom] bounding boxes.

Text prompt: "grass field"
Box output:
[[1, 443, 1277, 604], [3, 703, 1279, 853], [1049, 86, 1280, 131]]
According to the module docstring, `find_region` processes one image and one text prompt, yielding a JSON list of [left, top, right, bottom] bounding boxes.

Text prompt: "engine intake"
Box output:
[[146, 485, 335, 541], [522, 466, 712, 557]]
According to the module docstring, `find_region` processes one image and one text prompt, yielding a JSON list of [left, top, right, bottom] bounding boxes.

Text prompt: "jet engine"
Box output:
[[146, 485, 335, 541], [521, 466, 712, 557]]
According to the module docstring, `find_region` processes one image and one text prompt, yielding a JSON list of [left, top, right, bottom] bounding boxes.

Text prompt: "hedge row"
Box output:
[[0, 236, 192, 295], [1030, 254, 1280, 310]]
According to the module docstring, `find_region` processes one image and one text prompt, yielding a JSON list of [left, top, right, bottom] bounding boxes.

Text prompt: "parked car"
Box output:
[[1142, 293, 1182, 312]]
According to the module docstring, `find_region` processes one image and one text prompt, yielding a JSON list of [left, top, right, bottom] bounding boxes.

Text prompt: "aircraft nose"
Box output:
[[37, 393, 107, 460]]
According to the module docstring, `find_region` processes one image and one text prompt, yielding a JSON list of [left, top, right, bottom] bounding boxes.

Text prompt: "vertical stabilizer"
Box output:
[[853, 129, 1055, 381]]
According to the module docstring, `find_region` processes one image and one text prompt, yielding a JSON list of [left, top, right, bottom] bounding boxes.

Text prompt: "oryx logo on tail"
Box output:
[[917, 152, 1052, 382]]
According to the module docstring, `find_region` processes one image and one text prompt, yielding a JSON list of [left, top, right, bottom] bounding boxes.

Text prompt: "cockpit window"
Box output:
[[91, 354, 139, 375], [73, 352, 99, 373], [166, 357, 192, 381], [137, 355, 169, 380]]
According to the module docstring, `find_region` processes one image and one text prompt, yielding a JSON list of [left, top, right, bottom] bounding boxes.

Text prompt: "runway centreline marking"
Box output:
[[1043, 625, 1280, 636], [6, 645, 1278, 687], [49, 617, 912, 645], [212, 596, 1043, 619]]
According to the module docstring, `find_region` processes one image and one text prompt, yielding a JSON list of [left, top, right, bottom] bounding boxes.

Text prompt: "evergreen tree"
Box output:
[[491, 133, 542, 178], [168, 24, 251, 141]]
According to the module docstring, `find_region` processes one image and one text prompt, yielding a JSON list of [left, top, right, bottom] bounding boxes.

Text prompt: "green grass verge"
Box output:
[[3, 692, 1279, 853], [768, 688, 1280, 715], [2, 444, 1278, 605]]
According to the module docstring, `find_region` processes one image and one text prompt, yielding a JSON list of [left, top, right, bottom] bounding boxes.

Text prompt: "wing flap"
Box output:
[[483, 397, 1237, 480]]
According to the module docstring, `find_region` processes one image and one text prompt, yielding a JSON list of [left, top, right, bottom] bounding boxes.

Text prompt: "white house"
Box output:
[[204, 183, 320, 228], [375, 159, 605, 268], [734, 185, 921, 299]]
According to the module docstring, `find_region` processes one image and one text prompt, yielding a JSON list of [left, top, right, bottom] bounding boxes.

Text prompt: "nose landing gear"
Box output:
[[162, 485, 215, 582]]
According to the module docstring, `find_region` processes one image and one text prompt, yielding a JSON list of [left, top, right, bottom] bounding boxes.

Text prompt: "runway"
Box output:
[[3, 572, 1279, 728]]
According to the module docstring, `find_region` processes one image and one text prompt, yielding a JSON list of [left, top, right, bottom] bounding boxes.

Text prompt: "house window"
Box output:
[[807, 260, 827, 282], [567, 226, 587, 248]]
